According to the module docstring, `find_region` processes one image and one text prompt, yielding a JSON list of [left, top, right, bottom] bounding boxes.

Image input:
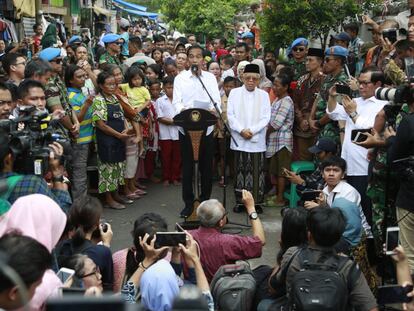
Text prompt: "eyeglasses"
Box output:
[[80, 266, 100, 279], [14, 61, 26, 66], [358, 80, 373, 86], [51, 58, 62, 64], [293, 47, 306, 52], [244, 75, 259, 81]]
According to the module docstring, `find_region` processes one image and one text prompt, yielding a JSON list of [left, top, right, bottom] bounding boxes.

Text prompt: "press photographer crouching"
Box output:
[[0, 80, 72, 211]]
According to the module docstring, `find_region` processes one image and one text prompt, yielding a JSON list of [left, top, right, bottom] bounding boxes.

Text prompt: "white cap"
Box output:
[[120, 18, 130, 29]]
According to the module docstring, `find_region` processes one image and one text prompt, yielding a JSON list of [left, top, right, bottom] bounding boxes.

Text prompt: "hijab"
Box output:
[[41, 24, 58, 49], [0, 194, 67, 310], [140, 259, 180, 311], [237, 60, 250, 80], [251, 59, 273, 90]]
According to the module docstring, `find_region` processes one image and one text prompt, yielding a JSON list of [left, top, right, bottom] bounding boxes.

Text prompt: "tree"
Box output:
[[157, 0, 251, 41], [259, 0, 381, 50]]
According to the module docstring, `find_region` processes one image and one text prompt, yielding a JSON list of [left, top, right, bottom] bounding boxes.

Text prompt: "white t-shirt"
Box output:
[[156, 95, 179, 140]]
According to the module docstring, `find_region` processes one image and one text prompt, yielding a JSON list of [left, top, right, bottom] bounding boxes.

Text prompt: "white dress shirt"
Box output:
[[172, 69, 221, 135], [323, 180, 372, 238], [326, 96, 388, 176], [227, 86, 271, 153], [155, 95, 179, 141]]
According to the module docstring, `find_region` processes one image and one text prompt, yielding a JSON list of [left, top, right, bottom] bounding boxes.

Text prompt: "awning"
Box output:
[[112, 0, 147, 12], [118, 7, 158, 20], [89, 6, 112, 17]]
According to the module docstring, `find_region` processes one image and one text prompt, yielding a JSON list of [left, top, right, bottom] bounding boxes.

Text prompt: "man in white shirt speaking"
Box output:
[[172, 45, 221, 218], [326, 65, 388, 226], [227, 63, 271, 213]]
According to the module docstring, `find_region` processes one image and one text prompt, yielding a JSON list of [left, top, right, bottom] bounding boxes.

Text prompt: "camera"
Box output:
[[0, 106, 70, 176]]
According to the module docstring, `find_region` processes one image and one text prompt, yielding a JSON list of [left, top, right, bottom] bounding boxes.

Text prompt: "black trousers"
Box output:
[[179, 132, 214, 209], [347, 175, 373, 226]]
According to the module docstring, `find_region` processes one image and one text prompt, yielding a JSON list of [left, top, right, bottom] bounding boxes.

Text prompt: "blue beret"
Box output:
[[291, 37, 308, 48], [68, 35, 81, 45], [241, 32, 254, 39], [325, 45, 349, 58], [102, 33, 121, 44], [332, 32, 351, 42], [39, 47, 61, 62]]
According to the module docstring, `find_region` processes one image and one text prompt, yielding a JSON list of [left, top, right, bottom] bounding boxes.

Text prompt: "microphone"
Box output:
[[191, 64, 199, 76]]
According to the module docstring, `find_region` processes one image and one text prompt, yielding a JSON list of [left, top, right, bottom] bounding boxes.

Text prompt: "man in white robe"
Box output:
[[227, 63, 271, 213]]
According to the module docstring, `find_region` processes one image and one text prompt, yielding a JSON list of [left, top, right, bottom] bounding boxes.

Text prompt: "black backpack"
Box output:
[[288, 247, 360, 311], [210, 262, 256, 311]]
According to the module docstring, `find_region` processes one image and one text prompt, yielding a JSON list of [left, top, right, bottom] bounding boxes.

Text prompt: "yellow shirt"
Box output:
[[119, 84, 150, 109]]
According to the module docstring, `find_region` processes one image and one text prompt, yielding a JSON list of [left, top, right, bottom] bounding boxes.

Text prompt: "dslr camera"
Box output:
[[0, 106, 70, 176]]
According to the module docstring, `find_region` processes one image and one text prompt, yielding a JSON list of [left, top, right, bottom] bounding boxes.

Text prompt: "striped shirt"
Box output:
[[266, 96, 294, 158], [67, 87, 93, 144]]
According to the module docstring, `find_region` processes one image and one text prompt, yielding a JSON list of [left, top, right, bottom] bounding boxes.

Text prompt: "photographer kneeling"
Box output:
[[0, 128, 71, 211]]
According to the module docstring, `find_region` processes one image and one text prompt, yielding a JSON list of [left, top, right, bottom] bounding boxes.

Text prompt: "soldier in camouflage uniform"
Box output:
[[310, 46, 349, 146], [39, 47, 79, 139], [288, 37, 308, 81], [99, 33, 122, 70]]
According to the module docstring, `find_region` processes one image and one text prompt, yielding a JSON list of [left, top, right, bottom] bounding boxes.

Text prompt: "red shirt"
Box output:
[[189, 226, 262, 281]]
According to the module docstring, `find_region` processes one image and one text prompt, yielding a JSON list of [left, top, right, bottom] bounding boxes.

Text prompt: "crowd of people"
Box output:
[[1, 2, 414, 310]]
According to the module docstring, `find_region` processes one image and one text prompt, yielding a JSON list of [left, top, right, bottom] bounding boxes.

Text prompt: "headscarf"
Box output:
[[237, 60, 250, 80], [41, 23, 58, 49], [140, 259, 180, 311], [251, 59, 273, 90], [0, 194, 67, 310]]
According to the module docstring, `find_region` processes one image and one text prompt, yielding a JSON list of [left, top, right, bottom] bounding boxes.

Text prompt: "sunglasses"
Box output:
[[51, 58, 63, 64], [293, 47, 306, 52]]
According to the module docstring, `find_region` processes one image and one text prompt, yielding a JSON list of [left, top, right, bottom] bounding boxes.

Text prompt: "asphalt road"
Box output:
[[102, 179, 283, 268]]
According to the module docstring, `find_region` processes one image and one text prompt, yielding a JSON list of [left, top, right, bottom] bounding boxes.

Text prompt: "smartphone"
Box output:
[[377, 284, 413, 305], [386, 227, 400, 255], [335, 84, 352, 97], [155, 232, 186, 248], [382, 28, 398, 44], [351, 129, 372, 143], [300, 190, 321, 201], [57, 268, 75, 283]]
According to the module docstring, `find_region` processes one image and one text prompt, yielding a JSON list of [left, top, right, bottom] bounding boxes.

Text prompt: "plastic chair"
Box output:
[[283, 161, 315, 208]]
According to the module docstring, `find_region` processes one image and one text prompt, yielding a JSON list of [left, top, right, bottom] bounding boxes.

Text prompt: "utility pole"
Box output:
[[35, 0, 42, 23]]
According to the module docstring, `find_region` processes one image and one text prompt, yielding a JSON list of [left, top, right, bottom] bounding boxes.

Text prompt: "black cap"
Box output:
[[243, 64, 260, 74], [307, 48, 324, 58], [308, 137, 337, 154]]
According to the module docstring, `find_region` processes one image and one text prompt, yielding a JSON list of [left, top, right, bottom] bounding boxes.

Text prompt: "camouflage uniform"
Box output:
[[368, 104, 409, 255], [288, 59, 307, 81], [315, 70, 348, 144], [45, 74, 72, 116], [99, 51, 122, 67]]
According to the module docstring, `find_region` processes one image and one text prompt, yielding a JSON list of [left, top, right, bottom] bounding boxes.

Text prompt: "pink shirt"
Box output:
[[189, 227, 262, 281]]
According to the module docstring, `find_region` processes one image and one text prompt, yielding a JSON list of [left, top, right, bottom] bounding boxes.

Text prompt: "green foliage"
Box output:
[[259, 0, 381, 50], [158, 0, 251, 40]]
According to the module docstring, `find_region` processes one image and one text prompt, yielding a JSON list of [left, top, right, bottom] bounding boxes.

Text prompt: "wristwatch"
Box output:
[[349, 111, 358, 119], [249, 212, 258, 220]]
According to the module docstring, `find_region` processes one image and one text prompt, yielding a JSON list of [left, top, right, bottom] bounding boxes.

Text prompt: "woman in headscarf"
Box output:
[[41, 24, 58, 49], [252, 59, 273, 93], [237, 60, 250, 83], [0, 194, 67, 310]]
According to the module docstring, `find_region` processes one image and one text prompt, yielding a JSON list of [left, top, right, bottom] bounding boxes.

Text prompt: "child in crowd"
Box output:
[[220, 54, 235, 79], [155, 76, 181, 186], [142, 79, 161, 183], [215, 76, 238, 186], [119, 66, 148, 198]]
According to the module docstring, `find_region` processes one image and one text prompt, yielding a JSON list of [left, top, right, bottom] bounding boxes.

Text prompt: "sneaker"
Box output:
[[180, 206, 193, 218]]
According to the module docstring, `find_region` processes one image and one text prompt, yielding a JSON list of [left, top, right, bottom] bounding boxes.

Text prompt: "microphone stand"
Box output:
[[192, 66, 250, 228]]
